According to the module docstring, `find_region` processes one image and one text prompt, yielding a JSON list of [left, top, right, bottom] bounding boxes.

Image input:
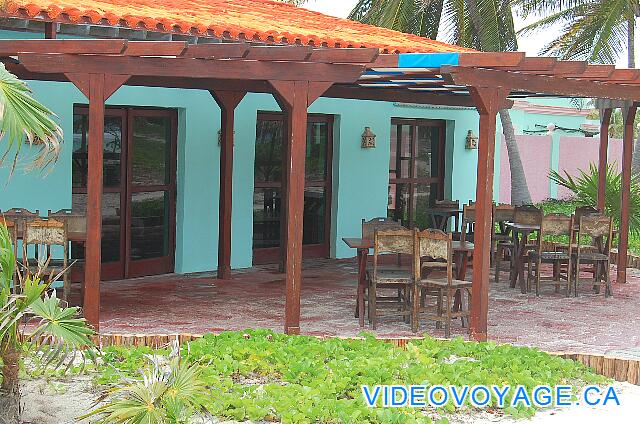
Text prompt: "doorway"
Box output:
[[388, 119, 446, 229], [72, 106, 177, 279], [252, 112, 333, 264]]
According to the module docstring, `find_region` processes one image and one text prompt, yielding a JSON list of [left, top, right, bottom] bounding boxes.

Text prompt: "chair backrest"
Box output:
[[541, 213, 573, 236], [48, 209, 87, 234], [362, 217, 402, 240], [1, 208, 40, 233], [578, 214, 612, 253], [493, 204, 515, 223], [434, 199, 459, 209], [414, 228, 453, 284], [0, 217, 16, 241], [372, 228, 414, 278], [514, 205, 542, 226], [24, 218, 67, 247], [574, 206, 598, 224], [461, 204, 476, 241]]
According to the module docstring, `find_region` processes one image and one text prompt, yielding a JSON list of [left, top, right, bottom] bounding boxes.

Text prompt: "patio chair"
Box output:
[[493, 204, 515, 284], [1, 208, 40, 264], [48, 209, 87, 301], [429, 200, 461, 233], [23, 218, 70, 301], [459, 203, 476, 243], [412, 229, 471, 337], [527, 214, 574, 296], [573, 214, 613, 298], [367, 228, 414, 330]]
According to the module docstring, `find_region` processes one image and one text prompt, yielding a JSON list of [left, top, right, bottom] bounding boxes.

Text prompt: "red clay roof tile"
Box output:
[[4, 0, 474, 53]]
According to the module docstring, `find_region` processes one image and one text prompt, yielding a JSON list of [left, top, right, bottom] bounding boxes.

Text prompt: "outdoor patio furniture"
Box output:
[[493, 204, 515, 285], [573, 214, 613, 298], [527, 214, 574, 296], [427, 200, 462, 233], [48, 209, 87, 301], [23, 218, 70, 300], [458, 203, 476, 243], [506, 205, 543, 293], [412, 229, 471, 337], [367, 228, 414, 330], [0, 217, 18, 290]]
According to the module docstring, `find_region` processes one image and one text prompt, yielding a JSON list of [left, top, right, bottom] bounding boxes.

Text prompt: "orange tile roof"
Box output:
[[4, 0, 474, 54]]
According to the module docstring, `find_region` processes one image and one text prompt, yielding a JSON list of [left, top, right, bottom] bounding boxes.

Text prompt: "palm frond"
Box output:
[[0, 63, 62, 176]]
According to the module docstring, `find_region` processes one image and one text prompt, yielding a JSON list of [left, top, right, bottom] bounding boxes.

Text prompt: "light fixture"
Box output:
[[546, 123, 557, 135], [361, 127, 376, 149], [465, 130, 478, 150]]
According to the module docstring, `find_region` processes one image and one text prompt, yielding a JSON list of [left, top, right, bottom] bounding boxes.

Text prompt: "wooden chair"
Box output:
[[527, 214, 574, 296], [573, 214, 613, 297], [493, 204, 515, 284], [1, 208, 40, 264], [23, 218, 70, 300], [430, 200, 461, 233], [412, 229, 471, 337], [361, 217, 402, 240], [48, 209, 86, 302], [367, 228, 414, 329], [459, 203, 476, 243]]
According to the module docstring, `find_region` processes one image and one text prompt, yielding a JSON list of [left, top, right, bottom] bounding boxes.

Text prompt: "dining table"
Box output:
[[505, 222, 540, 294], [342, 237, 474, 327]]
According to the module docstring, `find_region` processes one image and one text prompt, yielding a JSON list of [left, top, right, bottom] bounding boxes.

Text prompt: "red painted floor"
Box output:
[[90, 259, 640, 356]]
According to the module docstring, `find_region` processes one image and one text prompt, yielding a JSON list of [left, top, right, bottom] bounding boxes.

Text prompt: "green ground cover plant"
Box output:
[[95, 330, 605, 423]]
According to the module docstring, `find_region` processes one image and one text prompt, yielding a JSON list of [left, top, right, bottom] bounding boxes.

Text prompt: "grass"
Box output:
[[95, 330, 605, 423], [537, 199, 640, 255]]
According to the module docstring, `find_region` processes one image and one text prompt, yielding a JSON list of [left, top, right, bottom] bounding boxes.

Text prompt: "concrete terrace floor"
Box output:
[[87, 259, 640, 356]]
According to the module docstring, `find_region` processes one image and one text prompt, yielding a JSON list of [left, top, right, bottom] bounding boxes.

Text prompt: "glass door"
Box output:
[[388, 119, 445, 229], [253, 112, 333, 264], [72, 107, 177, 279]]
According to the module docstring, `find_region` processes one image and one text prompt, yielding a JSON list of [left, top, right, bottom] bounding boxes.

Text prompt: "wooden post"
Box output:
[[44, 22, 57, 39], [210, 91, 246, 280], [598, 108, 612, 212], [468, 86, 510, 342], [65, 73, 130, 331], [617, 105, 637, 284], [269, 80, 332, 334]]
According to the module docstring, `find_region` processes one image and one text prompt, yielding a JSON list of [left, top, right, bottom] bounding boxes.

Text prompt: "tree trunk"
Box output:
[[0, 347, 21, 424], [499, 109, 532, 206]]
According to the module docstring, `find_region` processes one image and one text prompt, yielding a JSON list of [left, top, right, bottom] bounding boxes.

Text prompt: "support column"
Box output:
[[269, 80, 332, 334], [210, 90, 246, 280], [44, 22, 57, 39], [598, 108, 612, 212], [468, 86, 510, 342], [66, 73, 129, 330], [617, 105, 637, 284]]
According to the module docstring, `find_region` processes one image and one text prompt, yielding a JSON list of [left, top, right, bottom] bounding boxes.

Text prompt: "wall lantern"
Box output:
[[465, 130, 478, 150], [361, 126, 376, 149]]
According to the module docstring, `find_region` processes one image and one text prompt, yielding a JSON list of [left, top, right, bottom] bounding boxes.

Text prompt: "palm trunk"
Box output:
[[499, 109, 532, 205], [0, 346, 21, 424]]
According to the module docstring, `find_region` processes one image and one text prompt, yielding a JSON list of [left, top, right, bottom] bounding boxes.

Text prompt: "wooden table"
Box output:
[[342, 237, 473, 327], [425, 208, 462, 232], [505, 223, 540, 294]]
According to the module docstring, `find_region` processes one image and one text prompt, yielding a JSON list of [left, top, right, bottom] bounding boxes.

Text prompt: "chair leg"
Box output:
[[445, 289, 452, 338], [411, 284, 419, 333], [494, 246, 501, 285], [370, 283, 377, 330], [436, 289, 443, 329], [604, 262, 612, 297], [574, 259, 580, 297], [536, 259, 541, 297]]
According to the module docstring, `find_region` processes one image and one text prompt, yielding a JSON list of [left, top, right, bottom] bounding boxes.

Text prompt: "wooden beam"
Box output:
[[182, 43, 250, 59], [244, 46, 312, 61], [0, 39, 127, 55], [324, 85, 480, 107], [269, 80, 332, 335], [209, 90, 246, 280], [442, 65, 640, 101], [19, 53, 366, 83], [309, 48, 379, 64], [124, 41, 188, 57], [617, 105, 637, 284], [458, 52, 526, 67], [468, 86, 511, 342], [598, 108, 612, 212]]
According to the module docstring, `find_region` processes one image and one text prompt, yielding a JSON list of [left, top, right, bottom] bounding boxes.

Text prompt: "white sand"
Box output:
[[18, 376, 640, 423]]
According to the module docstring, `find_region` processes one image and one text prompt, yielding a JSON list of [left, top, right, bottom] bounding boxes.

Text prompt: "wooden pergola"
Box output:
[[2, 39, 638, 340]]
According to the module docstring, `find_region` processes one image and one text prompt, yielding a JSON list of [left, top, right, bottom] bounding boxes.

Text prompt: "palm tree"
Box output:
[[349, 0, 533, 205], [515, 0, 640, 174]]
